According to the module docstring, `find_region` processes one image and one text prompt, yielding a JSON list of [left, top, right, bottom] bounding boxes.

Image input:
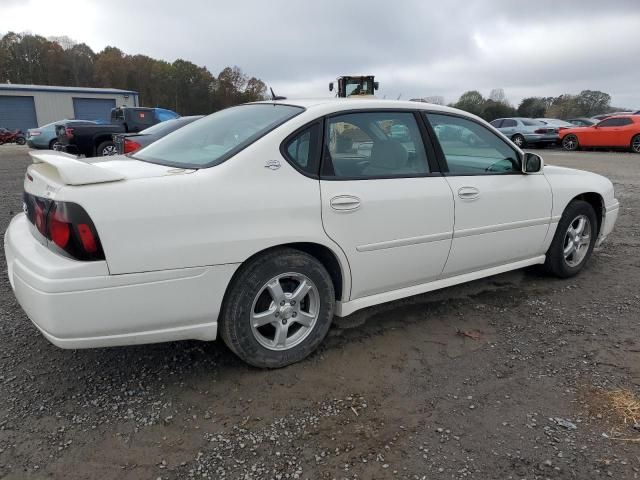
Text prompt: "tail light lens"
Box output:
[[30, 131, 41, 136], [65, 127, 74, 139], [23, 192, 105, 261], [124, 139, 142, 153]]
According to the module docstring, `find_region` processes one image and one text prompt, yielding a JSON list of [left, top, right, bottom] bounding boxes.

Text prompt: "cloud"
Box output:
[[2, 0, 639, 107]]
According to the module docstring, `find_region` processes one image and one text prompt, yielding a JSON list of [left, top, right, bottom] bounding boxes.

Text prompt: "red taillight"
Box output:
[[77, 223, 98, 253], [65, 127, 74, 138], [23, 192, 104, 261], [48, 205, 71, 249], [124, 139, 142, 153], [30, 131, 41, 136]]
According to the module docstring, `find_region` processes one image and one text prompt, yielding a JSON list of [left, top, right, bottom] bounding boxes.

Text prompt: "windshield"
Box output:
[[133, 104, 303, 168]]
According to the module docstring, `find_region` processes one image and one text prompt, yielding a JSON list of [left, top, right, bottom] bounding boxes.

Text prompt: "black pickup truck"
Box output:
[[55, 107, 179, 157]]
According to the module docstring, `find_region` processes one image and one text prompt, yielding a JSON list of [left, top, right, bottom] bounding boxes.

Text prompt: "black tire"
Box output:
[[544, 200, 598, 278], [16, 137, 26, 145], [511, 134, 525, 148], [631, 134, 640, 154], [562, 134, 579, 151], [96, 140, 117, 156], [48, 138, 60, 150], [220, 248, 335, 368]]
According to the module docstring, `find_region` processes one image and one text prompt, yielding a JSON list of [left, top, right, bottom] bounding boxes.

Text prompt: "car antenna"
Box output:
[[270, 87, 287, 101]]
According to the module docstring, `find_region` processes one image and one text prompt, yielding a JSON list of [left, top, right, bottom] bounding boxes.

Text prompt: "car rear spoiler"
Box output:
[[29, 151, 125, 186]]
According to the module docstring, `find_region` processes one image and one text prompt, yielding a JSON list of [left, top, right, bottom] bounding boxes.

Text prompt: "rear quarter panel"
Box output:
[[52, 127, 351, 295]]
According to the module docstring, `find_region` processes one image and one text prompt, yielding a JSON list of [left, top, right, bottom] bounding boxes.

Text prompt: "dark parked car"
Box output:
[[55, 106, 179, 157], [113, 116, 203, 154]]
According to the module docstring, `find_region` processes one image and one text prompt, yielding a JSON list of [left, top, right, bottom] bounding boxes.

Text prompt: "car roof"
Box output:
[[253, 98, 466, 116]]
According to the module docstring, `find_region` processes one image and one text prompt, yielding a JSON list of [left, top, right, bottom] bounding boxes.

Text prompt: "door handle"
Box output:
[[330, 195, 361, 211], [458, 187, 480, 200]]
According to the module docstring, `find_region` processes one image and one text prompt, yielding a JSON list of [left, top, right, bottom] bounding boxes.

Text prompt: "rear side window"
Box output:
[[521, 119, 544, 126], [490, 119, 503, 127], [501, 119, 517, 127], [322, 111, 430, 179], [282, 122, 322, 176]]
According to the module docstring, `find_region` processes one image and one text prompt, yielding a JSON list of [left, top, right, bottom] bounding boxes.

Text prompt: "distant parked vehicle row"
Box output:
[[113, 116, 204, 154], [560, 115, 640, 153], [55, 106, 180, 157], [566, 118, 597, 127]]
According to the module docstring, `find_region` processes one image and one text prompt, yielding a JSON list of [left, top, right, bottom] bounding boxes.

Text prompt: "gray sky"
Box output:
[[2, 0, 639, 108]]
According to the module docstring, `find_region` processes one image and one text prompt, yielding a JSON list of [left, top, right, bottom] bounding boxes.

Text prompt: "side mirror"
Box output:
[[523, 152, 543, 173], [329, 82, 334, 92], [373, 82, 379, 91]]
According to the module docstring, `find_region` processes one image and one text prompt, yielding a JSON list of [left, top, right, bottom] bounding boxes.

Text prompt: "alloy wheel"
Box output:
[[563, 214, 591, 267], [562, 135, 578, 151], [101, 145, 117, 156], [632, 136, 640, 153], [250, 273, 320, 351]]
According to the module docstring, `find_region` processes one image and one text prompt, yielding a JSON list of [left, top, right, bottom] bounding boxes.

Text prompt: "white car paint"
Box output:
[[4, 98, 619, 351]]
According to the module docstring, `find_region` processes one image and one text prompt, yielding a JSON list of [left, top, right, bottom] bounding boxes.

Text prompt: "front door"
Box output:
[[424, 112, 552, 276], [319, 111, 454, 300]]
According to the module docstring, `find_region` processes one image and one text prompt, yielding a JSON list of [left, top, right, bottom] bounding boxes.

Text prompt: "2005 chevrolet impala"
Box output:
[[4, 99, 619, 368]]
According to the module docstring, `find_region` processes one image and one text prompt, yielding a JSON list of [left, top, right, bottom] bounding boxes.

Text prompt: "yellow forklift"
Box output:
[[329, 75, 379, 97]]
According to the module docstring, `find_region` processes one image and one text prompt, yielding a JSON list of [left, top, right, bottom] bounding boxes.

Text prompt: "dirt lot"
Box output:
[[0, 144, 639, 479]]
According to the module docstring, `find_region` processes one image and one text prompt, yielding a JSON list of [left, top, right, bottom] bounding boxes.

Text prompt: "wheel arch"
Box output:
[[570, 192, 604, 235], [223, 242, 350, 303]]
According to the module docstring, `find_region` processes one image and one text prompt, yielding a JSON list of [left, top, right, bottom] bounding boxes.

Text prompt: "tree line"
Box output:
[[0, 32, 268, 115], [444, 88, 618, 121]]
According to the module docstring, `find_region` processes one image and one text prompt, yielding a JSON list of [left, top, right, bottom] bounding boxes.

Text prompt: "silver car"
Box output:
[[490, 117, 559, 148], [27, 120, 96, 150]]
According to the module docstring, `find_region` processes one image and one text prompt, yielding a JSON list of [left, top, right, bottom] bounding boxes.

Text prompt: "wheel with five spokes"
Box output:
[[631, 134, 640, 154], [220, 248, 335, 368], [544, 200, 598, 278]]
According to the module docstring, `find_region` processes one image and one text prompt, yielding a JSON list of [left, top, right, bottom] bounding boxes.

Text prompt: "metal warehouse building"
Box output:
[[0, 84, 139, 131]]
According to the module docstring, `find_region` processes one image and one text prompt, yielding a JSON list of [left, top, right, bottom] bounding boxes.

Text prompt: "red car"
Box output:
[[560, 115, 640, 153]]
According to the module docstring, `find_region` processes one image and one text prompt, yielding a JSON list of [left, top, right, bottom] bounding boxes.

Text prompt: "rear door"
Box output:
[[424, 112, 552, 276], [319, 110, 454, 300]]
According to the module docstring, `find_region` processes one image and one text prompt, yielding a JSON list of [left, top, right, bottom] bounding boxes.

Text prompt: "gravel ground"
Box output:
[[0, 144, 639, 479]]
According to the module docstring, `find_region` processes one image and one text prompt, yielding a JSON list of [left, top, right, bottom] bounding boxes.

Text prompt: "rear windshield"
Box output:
[[139, 117, 200, 136], [522, 119, 545, 126], [133, 104, 304, 168]]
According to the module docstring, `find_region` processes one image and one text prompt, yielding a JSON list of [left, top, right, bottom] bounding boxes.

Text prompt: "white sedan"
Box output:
[[4, 99, 619, 368]]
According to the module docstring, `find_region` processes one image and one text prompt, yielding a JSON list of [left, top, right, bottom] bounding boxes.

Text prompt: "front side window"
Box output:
[[426, 113, 521, 175], [133, 104, 303, 168], [322, 112, 430, 179]]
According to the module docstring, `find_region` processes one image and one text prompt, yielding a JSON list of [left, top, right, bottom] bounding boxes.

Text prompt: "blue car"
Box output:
[[490, 117, 559, 148], [27, 119, 97, 150]]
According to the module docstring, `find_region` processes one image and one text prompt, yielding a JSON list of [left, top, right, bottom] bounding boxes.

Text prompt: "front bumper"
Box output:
[[597, 200, 620, 247], [4, 214, 238, 349]]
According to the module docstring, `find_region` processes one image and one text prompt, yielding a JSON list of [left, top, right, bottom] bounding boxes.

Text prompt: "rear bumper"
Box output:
[[4, 214, 238, 349], [523, 133, 559, 144]]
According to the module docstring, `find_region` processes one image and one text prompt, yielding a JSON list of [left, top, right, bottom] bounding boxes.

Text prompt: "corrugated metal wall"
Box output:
[[0, 89, 136, 127]]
